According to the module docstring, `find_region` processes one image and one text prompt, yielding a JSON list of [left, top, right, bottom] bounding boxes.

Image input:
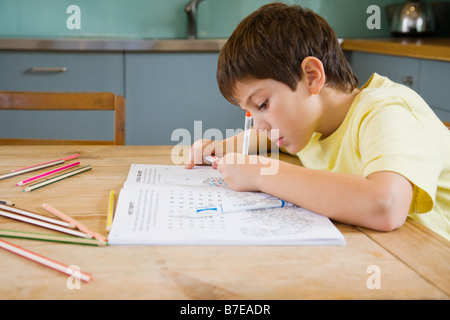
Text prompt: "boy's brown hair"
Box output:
[[217, 2, 358, 105]]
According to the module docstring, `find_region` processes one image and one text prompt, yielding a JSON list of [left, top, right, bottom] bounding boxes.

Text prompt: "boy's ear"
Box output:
[[301, 57, 326, 95]]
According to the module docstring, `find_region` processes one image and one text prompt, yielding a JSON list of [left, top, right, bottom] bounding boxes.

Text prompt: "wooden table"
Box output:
[[0, 145, 448, 300]]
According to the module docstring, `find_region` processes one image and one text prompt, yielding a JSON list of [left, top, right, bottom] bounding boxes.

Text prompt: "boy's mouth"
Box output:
[[276, 137, 284, 147]]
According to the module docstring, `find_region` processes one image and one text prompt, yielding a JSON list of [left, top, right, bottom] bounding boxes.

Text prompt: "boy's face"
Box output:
[[233, 78, 322, 154]]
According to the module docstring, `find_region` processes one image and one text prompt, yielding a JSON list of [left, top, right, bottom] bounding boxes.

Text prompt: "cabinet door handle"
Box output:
[[401, 76, 414, 86], [28, 67, 68, 73]]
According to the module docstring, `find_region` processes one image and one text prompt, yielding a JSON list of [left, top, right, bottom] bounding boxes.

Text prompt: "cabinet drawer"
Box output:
[[0, 51, 124, 142], [350, 52, 420, 92], [349, 51, 450, 121], [0, 51, 124, 93]]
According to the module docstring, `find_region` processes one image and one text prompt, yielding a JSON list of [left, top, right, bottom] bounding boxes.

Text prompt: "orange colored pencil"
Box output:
[[0, 239, 92, 282], [42, 204, 107, 243]]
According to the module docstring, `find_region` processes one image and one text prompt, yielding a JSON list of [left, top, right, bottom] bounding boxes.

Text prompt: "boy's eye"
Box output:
[[258, 100, 268, 110]]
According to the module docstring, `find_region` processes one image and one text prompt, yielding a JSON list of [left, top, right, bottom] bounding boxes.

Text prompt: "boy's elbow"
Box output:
[[370, 193, 409, 232], [365, 173, 413, 232], [376, 211, 407, 232]]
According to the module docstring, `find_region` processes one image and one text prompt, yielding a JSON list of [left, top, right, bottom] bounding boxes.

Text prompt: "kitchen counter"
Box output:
[[1, 37, 449, 61], [0, 38, 227, 52], [342, 38, 450, 62]]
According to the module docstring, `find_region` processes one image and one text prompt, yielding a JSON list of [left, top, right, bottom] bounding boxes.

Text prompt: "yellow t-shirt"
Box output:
[[297, 73, 450, 240]]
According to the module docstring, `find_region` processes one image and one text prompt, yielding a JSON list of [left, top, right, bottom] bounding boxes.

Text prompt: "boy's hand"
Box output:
[[184, 139, 224, 169], [216, 153, 265, 192]]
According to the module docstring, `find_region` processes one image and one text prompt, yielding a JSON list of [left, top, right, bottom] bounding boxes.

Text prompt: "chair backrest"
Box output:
[[0, 91, 125, 145]]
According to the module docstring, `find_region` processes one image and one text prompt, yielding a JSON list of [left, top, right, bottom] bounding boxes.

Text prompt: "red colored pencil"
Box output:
[[16, 162, 80, 186]]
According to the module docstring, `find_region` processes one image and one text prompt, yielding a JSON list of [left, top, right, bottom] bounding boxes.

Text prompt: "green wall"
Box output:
[[0, 0, 448, 39]]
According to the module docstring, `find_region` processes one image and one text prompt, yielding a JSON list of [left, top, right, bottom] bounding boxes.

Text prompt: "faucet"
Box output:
[[185, 0, 204, 39]]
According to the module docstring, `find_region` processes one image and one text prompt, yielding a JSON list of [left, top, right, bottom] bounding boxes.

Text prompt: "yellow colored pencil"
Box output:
[[106, 190, 115, 232]]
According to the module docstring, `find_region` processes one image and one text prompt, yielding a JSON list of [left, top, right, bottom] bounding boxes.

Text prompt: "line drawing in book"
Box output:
[[157, 166, 227, 186], [202, 176, 228, 187], [239, 204, 314, 237]]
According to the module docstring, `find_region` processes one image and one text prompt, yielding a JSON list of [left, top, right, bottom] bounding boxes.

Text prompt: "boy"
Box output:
[[184, 3, 450, 240]]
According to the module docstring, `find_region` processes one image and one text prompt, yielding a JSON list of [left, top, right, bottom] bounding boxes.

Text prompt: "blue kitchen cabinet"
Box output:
[[0, 50, 243, 145], [349, 51, 450, 121], [124, 52, 243, 145], [419, 59, 450, 121]]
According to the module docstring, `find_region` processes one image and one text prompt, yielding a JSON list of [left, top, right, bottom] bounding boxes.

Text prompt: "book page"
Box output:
[[123, 164, 229, 189], [108, 165, 345, 246]]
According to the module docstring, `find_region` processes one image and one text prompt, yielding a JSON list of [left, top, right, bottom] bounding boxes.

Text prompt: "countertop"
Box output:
[[1, 37, 449, 62], [341, 38, 450, 62], [0, 37, 227, 52]]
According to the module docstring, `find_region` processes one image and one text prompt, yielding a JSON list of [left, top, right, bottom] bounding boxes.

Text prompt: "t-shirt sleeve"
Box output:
[[358, 102, 443, 213]]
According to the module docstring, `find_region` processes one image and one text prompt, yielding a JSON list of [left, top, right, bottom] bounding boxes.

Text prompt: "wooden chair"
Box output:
[[0, 91, 125, 145]]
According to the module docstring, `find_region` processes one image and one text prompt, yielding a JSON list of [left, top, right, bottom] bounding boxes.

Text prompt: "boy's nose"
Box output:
[[252, 118, 270, 131]]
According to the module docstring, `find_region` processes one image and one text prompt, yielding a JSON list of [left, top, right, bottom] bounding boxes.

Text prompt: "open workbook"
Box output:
[[108, 165, 345, 246]]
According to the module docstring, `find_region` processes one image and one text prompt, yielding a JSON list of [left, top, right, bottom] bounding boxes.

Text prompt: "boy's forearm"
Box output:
[[257, 160, 411, 231]]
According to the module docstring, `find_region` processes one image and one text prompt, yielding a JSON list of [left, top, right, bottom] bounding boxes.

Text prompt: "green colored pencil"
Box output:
[[0, 229, 107, 246]]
